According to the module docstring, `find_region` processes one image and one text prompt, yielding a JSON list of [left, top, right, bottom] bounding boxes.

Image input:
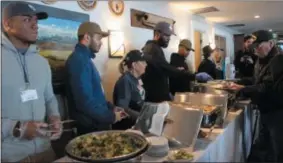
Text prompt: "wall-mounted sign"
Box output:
[[130, 9, 175, 33], [108, 0, 125, 16], [42, 0, 57, 4], [77, 0, 97, 11]]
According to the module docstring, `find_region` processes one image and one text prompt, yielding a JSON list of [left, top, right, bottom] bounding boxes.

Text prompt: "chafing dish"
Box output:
[[174, 93, 228, 122], [162, 104, 203, 150], [192, 80, 239, 94], [169, 102, 222, 128]]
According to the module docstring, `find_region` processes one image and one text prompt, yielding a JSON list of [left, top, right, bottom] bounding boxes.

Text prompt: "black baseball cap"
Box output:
[[252, 30, 274, 45], [124, 50, 147, 64], [154, 21, 176, 36], [2, 1, 48, 21]]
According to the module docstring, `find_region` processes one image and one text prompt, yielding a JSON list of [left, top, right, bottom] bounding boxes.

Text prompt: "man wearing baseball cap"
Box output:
[[232, 30, 282, 162], [141, 21, 212, 102], [65, 21, 127, 136], [169, 39, 195, 95], [1, 1, 61, 162]]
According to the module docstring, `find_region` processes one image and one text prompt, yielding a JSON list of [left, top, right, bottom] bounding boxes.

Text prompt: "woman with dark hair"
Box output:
[[197, 45, 217, 80], [234, 35, 257, 78], [112, 50, 147, 130]]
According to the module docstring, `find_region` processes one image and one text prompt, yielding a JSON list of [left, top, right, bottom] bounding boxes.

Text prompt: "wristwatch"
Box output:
[[13, 121, 21, 138]]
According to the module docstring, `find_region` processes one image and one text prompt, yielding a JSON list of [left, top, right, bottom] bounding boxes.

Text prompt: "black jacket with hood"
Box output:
[[141, 40, 195, 102], [169, 53, 191, 95], [262, 54, 283, 114], [238, 47, 280, 113]]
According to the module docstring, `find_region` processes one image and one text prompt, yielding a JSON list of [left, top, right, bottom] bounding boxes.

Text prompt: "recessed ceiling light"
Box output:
[[254, 15, 260, 19], [269, 29, 273, 32]]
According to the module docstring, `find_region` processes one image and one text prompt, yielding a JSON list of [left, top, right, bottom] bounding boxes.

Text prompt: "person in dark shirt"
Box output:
[[231, 30, 281, 162], [197, 45, 217, 80], [169, 39, 195, 95], [141, 21, 212, 103], [112, 50, 147, 130], [234, 35, 257, 78]]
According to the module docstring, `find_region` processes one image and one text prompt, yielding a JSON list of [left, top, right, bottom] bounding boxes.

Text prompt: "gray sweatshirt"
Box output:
[[1, 33, 60, 162]]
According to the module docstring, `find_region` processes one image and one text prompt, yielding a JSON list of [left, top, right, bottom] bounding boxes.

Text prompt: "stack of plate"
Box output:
[[145, 136, 169, 157]]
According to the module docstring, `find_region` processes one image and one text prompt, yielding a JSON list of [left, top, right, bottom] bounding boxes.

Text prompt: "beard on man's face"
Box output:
[[157, 37, 169, 48], [89, 39, 100, 53]]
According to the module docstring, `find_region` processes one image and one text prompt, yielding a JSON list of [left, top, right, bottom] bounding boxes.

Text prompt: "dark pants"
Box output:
[[248, 110, 283, 162], [112, 118, 136, 130]]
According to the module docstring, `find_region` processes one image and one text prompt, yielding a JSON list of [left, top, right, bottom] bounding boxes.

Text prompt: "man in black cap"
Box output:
[[141, 21, 212, 102], [169, 39, 195, 95], [231, 30, 282, 162], [1, 1, 61, 162]]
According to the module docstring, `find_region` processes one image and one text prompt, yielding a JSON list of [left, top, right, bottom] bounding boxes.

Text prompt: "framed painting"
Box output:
[[1, 1, 89, 90], [108, 30, 125, 58]]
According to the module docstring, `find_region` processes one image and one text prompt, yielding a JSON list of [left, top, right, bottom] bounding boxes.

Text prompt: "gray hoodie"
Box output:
[[1, 33, 60, 162]]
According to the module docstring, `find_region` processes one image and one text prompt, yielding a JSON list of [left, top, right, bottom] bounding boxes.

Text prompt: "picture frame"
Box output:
[[108, 30, 125, 58]]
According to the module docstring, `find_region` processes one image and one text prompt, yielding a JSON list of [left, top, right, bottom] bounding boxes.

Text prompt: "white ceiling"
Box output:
[[170, 1, 283, 35]]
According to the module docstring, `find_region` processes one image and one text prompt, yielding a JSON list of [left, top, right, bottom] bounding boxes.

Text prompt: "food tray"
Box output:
[[65, 130, 149, 163]]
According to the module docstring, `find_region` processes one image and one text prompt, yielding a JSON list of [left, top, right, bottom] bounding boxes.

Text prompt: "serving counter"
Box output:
[[54, 100, 257, 163]]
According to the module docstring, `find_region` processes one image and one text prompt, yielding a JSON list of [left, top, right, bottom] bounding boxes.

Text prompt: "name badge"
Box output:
[[21, 89, 38, 103]]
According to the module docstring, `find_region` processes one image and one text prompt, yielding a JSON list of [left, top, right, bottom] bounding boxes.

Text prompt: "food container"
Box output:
[[145, 136, 169, 157], [162, 104, 203, 150], [169, 102, 222, 128], [201, 105, 222, 128], [165, 149, 194, 162], [65, 130, 149, 163], [174, 93, 228, 123]]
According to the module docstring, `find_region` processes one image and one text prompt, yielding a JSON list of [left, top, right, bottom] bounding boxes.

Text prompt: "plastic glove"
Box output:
[[195, 72, 213, 82]]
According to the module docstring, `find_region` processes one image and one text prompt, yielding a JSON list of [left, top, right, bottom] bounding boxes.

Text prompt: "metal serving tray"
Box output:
[[174, 93, 228, 121]]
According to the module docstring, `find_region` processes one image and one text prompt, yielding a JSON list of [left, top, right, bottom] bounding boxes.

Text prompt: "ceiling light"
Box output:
[[254, 15, 260, 19], [269, 29, 273, 32]]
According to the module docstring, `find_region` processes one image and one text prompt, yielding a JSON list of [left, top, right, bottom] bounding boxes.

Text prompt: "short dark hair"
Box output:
[[78, 35, 84, 42], [244, 35, 256, 42]]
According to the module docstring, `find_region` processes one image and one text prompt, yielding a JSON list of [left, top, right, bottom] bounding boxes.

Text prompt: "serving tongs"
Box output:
[[47, 119, 75, 127], [38, 120, 76, 136]]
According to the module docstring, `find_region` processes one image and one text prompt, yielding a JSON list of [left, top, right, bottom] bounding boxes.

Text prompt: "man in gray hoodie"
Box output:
[[1, 1, 61, 162]]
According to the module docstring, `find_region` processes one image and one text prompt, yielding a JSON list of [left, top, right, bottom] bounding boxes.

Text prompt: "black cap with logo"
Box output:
[[2, 1, 48, 21], [154, 21, 176, 36], [124, 50, 147, 64], [252, 30, 274, 44]]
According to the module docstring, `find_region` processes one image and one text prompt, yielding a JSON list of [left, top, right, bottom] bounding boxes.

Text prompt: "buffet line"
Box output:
[[55, 80, 254, 163]]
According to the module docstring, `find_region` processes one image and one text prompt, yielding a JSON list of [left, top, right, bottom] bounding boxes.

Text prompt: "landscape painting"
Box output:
[[37, 17, 81, 71]]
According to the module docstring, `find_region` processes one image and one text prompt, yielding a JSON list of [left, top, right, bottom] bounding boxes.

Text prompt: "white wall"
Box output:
[[29, 1, 239, 101]]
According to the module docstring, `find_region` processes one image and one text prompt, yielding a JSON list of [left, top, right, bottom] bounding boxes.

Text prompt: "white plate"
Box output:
[[166, 149, 194, 162]]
